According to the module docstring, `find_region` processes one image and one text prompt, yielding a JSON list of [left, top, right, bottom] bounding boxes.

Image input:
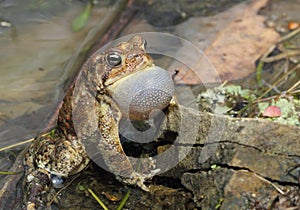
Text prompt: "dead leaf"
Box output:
[[101, 191, 122, 201], [172, 0, 280, 84], [205, 0, 279, 82]]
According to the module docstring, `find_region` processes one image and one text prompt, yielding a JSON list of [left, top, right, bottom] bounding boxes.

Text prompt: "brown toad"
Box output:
[[23, 35, 174, 209]]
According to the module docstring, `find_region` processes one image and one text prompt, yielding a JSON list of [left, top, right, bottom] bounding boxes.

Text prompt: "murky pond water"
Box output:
[[0, 0, 120, 148]]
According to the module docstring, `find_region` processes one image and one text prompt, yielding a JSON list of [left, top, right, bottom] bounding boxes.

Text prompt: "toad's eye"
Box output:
[[106, 52, 122, 67]]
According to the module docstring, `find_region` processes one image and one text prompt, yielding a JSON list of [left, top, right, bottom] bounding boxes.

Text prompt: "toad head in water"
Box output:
[[24, 35, 175, 209]]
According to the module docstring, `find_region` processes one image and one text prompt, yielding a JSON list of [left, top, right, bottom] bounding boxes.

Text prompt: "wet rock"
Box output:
[[181, 168, 233, 209], [159, 104, 300, 209]]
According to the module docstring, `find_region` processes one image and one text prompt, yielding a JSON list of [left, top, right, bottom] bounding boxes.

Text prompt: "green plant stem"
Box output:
[[86, 186, 109, 210], [116, 189, 130, 210], [0, 171, 22, 175], [256, 60, 264, 87]]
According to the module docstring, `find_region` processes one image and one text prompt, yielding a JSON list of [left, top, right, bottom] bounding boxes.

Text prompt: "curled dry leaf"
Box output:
[[262, 105, 282, 117], [101, 192, 122, 202]]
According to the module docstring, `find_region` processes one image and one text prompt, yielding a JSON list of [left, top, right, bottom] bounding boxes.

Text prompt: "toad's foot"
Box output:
[[116, 156, 160, 191], [117, 168, 161, 191]]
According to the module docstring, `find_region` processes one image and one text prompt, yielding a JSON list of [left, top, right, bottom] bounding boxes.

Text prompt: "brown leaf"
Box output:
[[172, 0, 280, 84]]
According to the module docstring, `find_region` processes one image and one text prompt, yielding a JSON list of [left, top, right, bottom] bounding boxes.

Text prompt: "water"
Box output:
[[0, 0, 117, 148]]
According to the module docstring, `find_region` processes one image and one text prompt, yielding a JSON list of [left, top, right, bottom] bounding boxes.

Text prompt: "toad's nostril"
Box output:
[[143, 39, 147, 50]]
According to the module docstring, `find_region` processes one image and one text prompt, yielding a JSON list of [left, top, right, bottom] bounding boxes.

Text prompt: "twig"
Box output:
[[0, 131, 53, 152], [290, 89, 300, 94], [253, 172, 285, 195], [0, 138, 34, 152], [47, 173, 81, 207], [253, 95, 278, 103], [256, 27, 300, 85], [256, 63, 300, 100], [278, 27, 300, 43], [287, 80, 300, 93], [261, 50, 300, 63]]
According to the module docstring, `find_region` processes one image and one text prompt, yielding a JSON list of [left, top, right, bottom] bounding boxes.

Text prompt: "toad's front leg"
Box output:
[[94, 94, 158, 191]]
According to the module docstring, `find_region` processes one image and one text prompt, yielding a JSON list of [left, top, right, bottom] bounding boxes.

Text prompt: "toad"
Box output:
[[23, 35, 174, 209]]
